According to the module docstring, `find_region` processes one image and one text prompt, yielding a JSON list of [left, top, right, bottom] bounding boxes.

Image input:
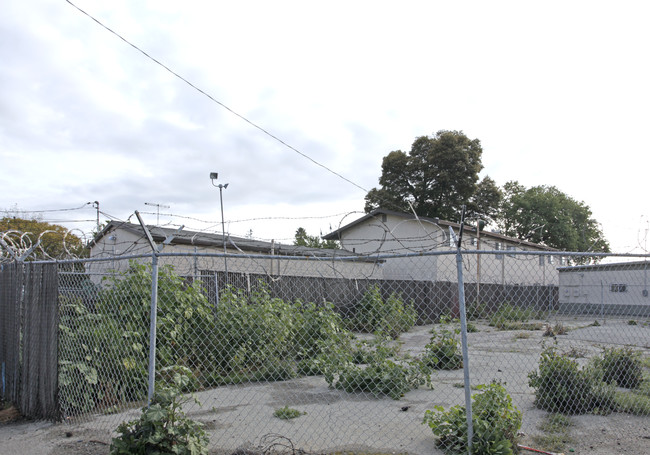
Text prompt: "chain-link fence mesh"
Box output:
[[2, 249, 649, 454]]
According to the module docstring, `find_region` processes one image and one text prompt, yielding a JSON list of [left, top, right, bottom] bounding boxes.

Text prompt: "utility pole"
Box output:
[[88, 201, 100, 233]]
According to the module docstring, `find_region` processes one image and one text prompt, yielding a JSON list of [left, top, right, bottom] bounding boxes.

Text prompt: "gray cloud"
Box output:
[[2, 0, 650, 251]]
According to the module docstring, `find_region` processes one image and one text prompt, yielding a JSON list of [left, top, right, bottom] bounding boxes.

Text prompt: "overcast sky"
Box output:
[[1, 0, 649, 253]]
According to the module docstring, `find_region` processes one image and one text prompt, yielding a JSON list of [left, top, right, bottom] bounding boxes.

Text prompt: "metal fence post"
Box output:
[[135, 211, 184, 406], [147, 253, 159, 405], [452, 209, 474, 454]]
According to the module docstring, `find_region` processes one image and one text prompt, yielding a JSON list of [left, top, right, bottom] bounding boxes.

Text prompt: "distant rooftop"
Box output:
[[92, 221, 360, 259], [323, 208, 556, 251]]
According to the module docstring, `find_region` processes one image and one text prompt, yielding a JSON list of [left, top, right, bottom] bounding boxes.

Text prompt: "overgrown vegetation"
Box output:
[[58, 265, 426, 414], [327, 334, 430, 400], [58, 264, 359, 414], [598, 347, 643, 389], [528, 346, 647, 415], [273, 406, 306, 420], [532, 413, 574, 453], [529, 346, 650, 417], [422, 317, 463, 370], [488, 303, 544, 331], [423, 382, 522, 455], [347, 285, 417, 338], [110, 369, 208, 455]]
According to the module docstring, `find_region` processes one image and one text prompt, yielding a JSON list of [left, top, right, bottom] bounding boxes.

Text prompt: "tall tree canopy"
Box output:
[[0, 217, 86, 260], [294, 227, 338, 249], [496, 181, 610, 254], [364, 130, 490, 221], [362, 130, 610, 254], [466, 176, 503, 225]]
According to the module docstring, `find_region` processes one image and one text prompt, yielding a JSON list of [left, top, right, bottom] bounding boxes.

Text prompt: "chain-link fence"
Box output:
[[2, 249, 649, 454]]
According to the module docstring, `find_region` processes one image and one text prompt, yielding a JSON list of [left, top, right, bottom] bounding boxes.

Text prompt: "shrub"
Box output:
[[99, 262, 217, 376], [379, 292, 418, 338], [349, 285, 384, 333], [351, 338, 400, 365], [489, 303, 540, 330], [58, 296, 147, 416], [528, 348, 614, 414], [293, 301, 352, 361], [110, 371, 208, 455], [333, 358, 427, 400], [328, 335, 430, 399], [214, 285, 297, 373], [599, 347, 643, 389], [60, 266, 359, 415], [466, 301, 487, 321], [349, 285, 417, 338], [423, 382, 522, 455], [211, 284, 354, 382], [422, 320, 463, 370]]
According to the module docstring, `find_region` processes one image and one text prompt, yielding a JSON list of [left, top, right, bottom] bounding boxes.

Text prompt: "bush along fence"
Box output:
[[1, 246, 650, 454]]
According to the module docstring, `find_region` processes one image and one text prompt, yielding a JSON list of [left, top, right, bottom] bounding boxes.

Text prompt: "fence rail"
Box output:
[[1, 250, 649, 454]]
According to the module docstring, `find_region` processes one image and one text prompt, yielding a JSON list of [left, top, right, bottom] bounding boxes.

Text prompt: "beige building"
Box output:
[[87, 221, 381, 281], [323, 209, 559, 286]]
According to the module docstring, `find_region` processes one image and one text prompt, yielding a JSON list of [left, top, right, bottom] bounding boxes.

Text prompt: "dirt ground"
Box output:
[[1, 317, 649, 455], [2, 412, 649, 455]]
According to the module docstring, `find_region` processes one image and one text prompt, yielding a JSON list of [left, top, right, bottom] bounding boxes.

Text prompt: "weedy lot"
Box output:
[[1, 316, 648, 455]]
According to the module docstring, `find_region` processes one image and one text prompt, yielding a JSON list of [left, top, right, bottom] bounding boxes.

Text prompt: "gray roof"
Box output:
[[558, 260, 650, 272], [92, 221, 359, 259]]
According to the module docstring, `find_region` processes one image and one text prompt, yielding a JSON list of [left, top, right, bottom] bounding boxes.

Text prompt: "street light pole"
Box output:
[[210, 172, 229, 281]]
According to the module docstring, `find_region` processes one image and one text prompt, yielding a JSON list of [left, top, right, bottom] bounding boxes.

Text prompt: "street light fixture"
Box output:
[[210, 172, 229, 279]]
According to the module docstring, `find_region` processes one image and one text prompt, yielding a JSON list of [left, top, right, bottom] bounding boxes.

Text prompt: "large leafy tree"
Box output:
[[0, 216, 86, 260], [497, 181, 610, 256], [364, 130, 490, 221], [294, 227, 338, 249], [466, 176, 503, 225]]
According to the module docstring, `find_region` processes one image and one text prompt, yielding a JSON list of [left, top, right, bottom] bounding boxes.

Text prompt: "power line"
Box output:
[[149, 211, 362, 225], [2, 203, 94, 214], [64, 0, 369, 196]]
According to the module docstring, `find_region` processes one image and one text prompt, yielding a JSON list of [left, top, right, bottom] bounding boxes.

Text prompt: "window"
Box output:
[[495, 242, 503, 259], [539, 256, 545, 267], [506, 245, 516, 257], [610, 284, 627, 293]]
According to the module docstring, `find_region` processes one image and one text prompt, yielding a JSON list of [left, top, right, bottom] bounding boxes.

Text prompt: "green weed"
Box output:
[[273, 406, 306, 420]]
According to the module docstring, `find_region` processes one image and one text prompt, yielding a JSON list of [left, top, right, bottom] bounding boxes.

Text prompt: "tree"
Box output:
[[364, 130, 490, 221], [294, 227, 338, 249], [0, 216, 87, 260], [466, 176, 503, 225], [496, 181, 610, 258]]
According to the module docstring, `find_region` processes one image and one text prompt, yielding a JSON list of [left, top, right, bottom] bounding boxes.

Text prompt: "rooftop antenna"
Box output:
[[144, 202, 170, 225]]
